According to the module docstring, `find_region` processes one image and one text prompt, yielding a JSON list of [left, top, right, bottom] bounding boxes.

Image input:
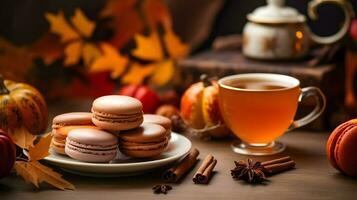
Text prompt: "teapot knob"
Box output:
[[267, 0, 285, 7]]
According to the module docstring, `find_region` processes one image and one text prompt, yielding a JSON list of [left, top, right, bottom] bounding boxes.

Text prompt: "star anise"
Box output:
[[231, 158, 267, 184], [152, 184, 172, 194]]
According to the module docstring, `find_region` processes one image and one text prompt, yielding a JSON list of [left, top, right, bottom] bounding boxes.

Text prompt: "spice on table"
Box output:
[[152, 184, 172, 194], [231, 156, 296, 184], [231, 158, 267, 184], [193, 154, 217, 184], [162, 148, 200, 183]]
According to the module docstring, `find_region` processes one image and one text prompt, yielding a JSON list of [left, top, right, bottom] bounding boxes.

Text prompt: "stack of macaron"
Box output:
[[50, 95, 172, 163]]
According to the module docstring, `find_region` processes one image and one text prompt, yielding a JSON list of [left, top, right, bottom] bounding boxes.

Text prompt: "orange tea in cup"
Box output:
[[218, 73, 325, 155]]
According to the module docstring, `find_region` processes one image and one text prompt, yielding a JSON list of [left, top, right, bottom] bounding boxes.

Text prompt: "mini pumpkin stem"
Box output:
[[0, 75, 9, 95], [200, 74, 211, 87]]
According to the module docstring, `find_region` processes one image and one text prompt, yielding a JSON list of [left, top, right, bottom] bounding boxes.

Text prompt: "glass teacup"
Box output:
[[218, 73, 326, 155]]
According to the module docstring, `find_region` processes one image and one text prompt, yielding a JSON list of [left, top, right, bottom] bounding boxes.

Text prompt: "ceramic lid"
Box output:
[[247, 0, 305, 24]]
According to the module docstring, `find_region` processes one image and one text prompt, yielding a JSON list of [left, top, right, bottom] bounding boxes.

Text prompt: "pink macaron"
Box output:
[[65, 128, 118, 163], [91, 95, 144, 131]]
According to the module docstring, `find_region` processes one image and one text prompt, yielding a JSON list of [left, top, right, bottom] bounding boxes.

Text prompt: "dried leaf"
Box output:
[[149, 60, 174, 86], [14, 161, 39, 188], [71, 9, 95, 38], [64, 41, 82, 66], [0, 38, 33, 81], [122, 62, 155, 84], [82, 43, 101, 66], [15, 161, 75, 190], [90, 43, 128, 78], [30, 161, 75, 190], [100, 0, 143, 49], [132, 31, 164, 61], [28, 133, 53, 161], [45, 11, 80, 43], [164, 29, 188, 59], [142, 0, 172, 30], [10, 126, 36, 149]]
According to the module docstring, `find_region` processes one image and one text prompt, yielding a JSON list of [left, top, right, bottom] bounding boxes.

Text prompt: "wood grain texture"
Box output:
[[0, 100, 356, 200]]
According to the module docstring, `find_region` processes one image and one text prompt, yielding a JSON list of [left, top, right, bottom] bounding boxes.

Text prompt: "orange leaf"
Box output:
[[122, 62, 155, 85], [14, 161, 40, 188], [28, 133, 53, 161], [45, 11, 80, 43], [71, 9, 95, 38], [0, 38, 33, 81], [82, 43, 102, 66], [100, 0, 143, 49], [132, 31, 164, 61], [90, 43, 128, 78], [149, 60, 174, 86], [10, 126, 36, 149], [164, 29, 188, 59], [64, 41, 82, 66], [15, 161, 75, 190], [142, 0, 172, 30], [30, 161, 75, 190]]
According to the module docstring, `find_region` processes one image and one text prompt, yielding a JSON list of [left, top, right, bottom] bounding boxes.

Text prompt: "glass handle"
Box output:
[[288, 87, 326, 131]]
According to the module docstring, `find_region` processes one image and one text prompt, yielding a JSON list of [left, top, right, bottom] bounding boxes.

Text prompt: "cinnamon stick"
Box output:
[[193, 154, 217, 184], [263, 160, 296, 175], [162, 148, 199, 183], [261, 156, 292, 166], [260, 156, 296, 175]]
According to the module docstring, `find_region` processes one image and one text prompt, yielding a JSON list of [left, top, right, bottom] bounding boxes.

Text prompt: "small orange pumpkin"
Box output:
[[180, 75, 230, 138], [0, 75, 48, 135]]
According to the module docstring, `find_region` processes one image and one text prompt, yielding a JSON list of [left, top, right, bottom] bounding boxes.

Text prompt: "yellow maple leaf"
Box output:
[[10, 126, 36, 149], [149, 60, 174, 86], [71, 9, 95, 38], [164, 29, 188, 59], [90, 43, 128, 78], [132, 31, 164, 61], [14, 161, 39, 188], [45, 11, 80, 43], [46, 9, 98, 67], [82, 43, 101, 66], [28, 133, 53, 161], [64, 41, 82, 66], [15, 161, 75, 190], [122, 62, 155, 85]]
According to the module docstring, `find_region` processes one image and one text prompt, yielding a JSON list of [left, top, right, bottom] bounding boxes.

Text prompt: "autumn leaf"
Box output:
[[90, 43, 128, 78], [14, 161, 39, 188], [71, 9, 95, 38], [10, 126, 36, 149], [132, 31, 164, 61], [64, 41, 82, 66], [142, 0, 172, 30], [28, 133, 53, 161], [31, 161, 75, 190], [164, 29, 188, 59], [45, 9, 98, 67], [122, 62, 155, 84], [100, 0, 143, 49], [45, 11, 80, 43], [15, 161, 75, 190], [149, 60, 174, 86], [82, 43, 101, 66]]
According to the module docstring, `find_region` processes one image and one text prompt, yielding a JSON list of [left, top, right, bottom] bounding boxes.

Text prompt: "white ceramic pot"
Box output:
[[242, 0, 355, 60]]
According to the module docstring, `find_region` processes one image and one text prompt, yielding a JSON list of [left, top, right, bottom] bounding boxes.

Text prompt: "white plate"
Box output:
[[41, 132, 191, 177]]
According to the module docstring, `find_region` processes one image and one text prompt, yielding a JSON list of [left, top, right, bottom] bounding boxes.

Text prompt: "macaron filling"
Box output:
[[92, 111, 143, 123]]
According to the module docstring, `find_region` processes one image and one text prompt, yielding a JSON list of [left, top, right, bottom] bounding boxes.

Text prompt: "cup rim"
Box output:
[[218, 73, 300, 92]]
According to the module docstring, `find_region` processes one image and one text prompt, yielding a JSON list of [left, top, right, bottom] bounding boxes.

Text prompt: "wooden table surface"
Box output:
[[1, 100, 356, 200]]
